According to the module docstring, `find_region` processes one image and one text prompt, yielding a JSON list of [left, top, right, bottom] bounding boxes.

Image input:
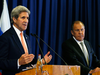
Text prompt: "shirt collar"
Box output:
[[73, 36, 84, 44], [13, 25, 23, 35]]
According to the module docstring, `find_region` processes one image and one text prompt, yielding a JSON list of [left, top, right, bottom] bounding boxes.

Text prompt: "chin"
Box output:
[[80, 39, 84, 41], [77, 39, 83, 41], [23, 28, 27, 31]]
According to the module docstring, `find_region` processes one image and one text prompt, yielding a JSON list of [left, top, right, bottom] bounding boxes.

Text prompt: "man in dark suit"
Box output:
[[62, 21, 100, 75], [0, 5, 52, 75]]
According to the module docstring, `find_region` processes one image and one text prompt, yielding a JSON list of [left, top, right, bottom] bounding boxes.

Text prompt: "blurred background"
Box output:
[[0, 0, 100, 66]]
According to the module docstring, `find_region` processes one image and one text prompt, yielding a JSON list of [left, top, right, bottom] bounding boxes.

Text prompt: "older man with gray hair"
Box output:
[[0, 5, 52, 75]]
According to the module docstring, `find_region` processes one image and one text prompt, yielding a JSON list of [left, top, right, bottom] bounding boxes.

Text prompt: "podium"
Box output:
[[15, 65, 80, 75], [92, 71, 100, 75]]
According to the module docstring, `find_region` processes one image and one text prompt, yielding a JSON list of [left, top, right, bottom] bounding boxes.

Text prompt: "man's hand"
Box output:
[[19, 53, 35, 65], [89, 67, 100, 74], [42, 51, 52, 64]]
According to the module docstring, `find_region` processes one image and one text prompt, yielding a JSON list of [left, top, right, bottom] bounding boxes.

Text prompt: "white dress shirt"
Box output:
[[13, 25, 28, 69]]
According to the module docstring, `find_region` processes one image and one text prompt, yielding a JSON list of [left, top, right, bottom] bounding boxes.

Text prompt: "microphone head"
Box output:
[[31, 33, 34, 36], [31, 33, 37, 37]]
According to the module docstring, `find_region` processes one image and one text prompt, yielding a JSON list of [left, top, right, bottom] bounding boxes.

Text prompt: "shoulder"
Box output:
[[84, 40, 91, 45], [84, 40, 92, 47], [0, 27, 15, 41], [62, 38, 75, 45], [62, 38, 75, 48], [84, 40, 89, 43], [1, 27, 14, 36]]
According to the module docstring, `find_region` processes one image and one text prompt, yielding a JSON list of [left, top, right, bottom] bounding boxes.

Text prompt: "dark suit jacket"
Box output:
[[62, 37, 100, 75], [0, 27, 36, 75]]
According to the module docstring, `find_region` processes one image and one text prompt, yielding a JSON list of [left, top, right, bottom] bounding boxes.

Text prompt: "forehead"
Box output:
[[73, 23, 84, 29], [19, 12, 29, 17]]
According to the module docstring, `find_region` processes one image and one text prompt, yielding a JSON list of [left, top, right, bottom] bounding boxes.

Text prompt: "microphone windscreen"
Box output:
[[31, 33, 36, 37]]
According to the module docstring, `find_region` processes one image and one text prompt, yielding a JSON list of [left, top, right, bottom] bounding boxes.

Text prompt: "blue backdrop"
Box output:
[[0, 0, 100, 65]]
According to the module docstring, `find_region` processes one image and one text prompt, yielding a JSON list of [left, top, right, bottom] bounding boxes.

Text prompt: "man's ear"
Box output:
[[12, 17, 16, 23], [71, 30, 73, 35]]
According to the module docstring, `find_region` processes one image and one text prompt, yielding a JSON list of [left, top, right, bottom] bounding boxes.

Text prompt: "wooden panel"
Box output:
[[92, 71, 100, 75], [16, 65, 80, 75], [42, 65, 80, 75], [42, 65, 53, 75]]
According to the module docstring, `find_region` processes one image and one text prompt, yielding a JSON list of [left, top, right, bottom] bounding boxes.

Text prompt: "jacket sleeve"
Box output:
[[0, 35, 18, 71]]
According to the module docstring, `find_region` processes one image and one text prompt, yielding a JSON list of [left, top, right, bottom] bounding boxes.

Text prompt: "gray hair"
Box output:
[[71, 21, 85, 30], [11, 5, 30, 23]]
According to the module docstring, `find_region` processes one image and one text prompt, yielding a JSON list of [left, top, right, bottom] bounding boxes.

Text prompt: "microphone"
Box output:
[[31, 33, 67, 65], [31, 33, 47, 65]]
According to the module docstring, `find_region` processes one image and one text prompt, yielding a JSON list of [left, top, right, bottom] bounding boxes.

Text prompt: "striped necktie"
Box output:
[[80, 42, 89, 66]]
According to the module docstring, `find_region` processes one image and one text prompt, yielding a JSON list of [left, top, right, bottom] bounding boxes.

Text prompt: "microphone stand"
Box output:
[[34, 35, 47, 65], [31, 33, 67, 65]]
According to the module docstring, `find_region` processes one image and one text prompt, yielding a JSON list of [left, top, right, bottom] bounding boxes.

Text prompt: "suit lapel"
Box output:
[[72, 38, 85, 57], [72, 38, 88, 65], [10, 27, 25, 54], [24, 34, 32, 54], [84, 41, 92, 67]]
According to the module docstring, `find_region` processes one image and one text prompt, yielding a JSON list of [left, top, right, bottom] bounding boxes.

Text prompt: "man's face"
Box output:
[[71, 23, 85, 41], [13, 12, 29, 31]]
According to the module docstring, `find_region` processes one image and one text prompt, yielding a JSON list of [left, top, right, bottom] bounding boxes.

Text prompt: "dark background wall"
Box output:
[[0, 0, 100, 65]]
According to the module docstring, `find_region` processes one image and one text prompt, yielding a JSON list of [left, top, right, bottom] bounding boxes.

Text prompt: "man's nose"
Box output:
[[24, 18, 28, 23], [79, 30, 82, 33]]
